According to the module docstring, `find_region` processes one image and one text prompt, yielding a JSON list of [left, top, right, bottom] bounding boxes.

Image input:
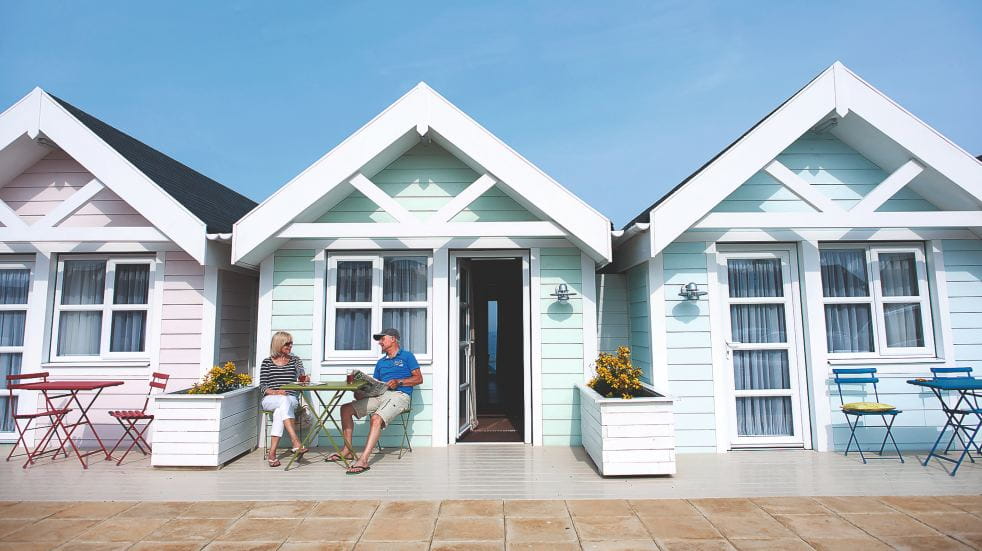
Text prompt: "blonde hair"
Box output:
[[269, 331, 293, 358]]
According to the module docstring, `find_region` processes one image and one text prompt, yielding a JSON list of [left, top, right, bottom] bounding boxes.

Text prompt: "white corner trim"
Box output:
[[928, 240, 956, 366], [704, 243, 729, 453], [431, 174, 497, 222], [529, 248, 543, 446], [850, 159, 925, 214], [348, 173, 416, 223], [648, 254, 669, 391], [35, 178, 106, 228], [310, 250, 327, 373], [254, 256, 275, 377], [580, 252, 598, 381], [200, 264, 220, 376], [763, 160, 843, 213]]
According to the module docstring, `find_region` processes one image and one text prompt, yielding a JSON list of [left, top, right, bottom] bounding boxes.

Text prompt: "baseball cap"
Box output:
[[372, 328, 401, 341]]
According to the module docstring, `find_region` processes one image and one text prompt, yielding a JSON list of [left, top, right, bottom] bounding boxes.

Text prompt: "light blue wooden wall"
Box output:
[[627, 263, 652, 384], [713, 132, 937, 213], [596, 273, 629, 354], [540, 248, 585, 445], [662, 243, 717, 453], [320, 142, 540, 223]]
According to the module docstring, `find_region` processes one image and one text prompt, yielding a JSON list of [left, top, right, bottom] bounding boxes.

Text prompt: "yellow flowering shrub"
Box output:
[[187, 361, 252, 394], [587, 346, 645, 399]]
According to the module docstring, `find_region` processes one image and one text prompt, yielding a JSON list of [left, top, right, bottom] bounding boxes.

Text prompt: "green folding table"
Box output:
[[279, 381, 361, 471]]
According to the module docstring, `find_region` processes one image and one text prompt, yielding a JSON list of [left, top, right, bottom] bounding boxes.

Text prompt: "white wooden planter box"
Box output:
[[578, 383, 676, 476], [151, 386, 259, 467]]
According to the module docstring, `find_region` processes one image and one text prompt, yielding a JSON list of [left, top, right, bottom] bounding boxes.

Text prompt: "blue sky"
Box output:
[[2, 2, 981, 227]]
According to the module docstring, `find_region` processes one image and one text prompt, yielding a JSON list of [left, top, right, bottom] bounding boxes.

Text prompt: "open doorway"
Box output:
[[455, 256, 526, 443]]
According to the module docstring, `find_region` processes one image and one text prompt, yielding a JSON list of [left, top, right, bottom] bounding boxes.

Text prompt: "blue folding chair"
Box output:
[[832, 368, 903, 464], [929, 367, 982, 461]]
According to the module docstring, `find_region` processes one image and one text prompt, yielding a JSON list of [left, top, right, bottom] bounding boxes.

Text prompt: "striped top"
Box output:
[[258, 355, 305, 396]]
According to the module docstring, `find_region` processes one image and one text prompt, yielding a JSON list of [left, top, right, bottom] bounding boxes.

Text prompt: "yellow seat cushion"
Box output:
[[842, 401, 895, 413]]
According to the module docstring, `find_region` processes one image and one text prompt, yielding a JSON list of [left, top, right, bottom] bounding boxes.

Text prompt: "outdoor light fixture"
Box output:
[[812, 117, 838, 133], [678, 282, 707, 300], [550, 283, 577, 302]]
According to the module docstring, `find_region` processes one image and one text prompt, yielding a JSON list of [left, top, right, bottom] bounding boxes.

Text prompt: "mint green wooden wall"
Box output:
[[596, 273, 629, 354], [662, 242, 717, 452], [319, 142, 541, 223], [539, 248, 585, 445], [712, 132, 937, 213], [627, 263, 652, 384]]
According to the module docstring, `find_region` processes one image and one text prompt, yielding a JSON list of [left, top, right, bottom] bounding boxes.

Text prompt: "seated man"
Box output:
[[332, 328, 422, 474]]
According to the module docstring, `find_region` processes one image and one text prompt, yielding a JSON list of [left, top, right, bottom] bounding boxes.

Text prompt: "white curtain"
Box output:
[[109, 265, 149, 352], [110, 312, 146, 352], [821, 250, 874, 353], [0, 353, 21, 432], [727, 259, 783, 298], [335, 309, 371, 350], [58, 312, 101, 355], [383, 257, 426, 302], [736, 397, 793, 436], [383, 308, 427, 353], [336, 261, 372, 302], [0, 312, 25, 347], [879, 253, 923, 347], [0, 270, 29, 304], [730, 304, 785, 343], [734, 351, 790, 390], [879, 253, 918, 296], [61, 261, 105, 305], [58, 261, 105, 356], [113, 264, 149, 304], [883, 303, 923, 347]]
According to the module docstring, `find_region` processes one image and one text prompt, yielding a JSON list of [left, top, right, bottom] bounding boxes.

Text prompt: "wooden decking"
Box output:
[[1, 444, 980, 501]]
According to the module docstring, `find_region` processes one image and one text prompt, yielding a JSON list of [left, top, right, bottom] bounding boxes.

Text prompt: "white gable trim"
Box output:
[[645, 63, 982, 255], [0, 88, 209, 263], [762, 161, 841, 213], [432, 174, 497, 223], [348, 173, 416, 223], [850, 159, 923, 214], [35, 178, 105, 228], [234, 83, 611, 265]]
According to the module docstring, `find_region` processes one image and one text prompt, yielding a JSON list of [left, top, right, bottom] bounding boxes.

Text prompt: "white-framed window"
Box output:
[[0, 259, 31, 433], [819, 243, 935, 358], [325, 252, 431, 360], [51, 255, 154, 361]]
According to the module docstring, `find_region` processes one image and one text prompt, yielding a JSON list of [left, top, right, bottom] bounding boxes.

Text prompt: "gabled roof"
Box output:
[[50, 95, 255, 234], [0, 88, 256, 262], [624, 62, 982, 254], [233, 83, 611, 266]]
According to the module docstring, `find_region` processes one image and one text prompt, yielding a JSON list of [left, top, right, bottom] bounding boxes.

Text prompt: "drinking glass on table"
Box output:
[[298, 374, 310, 385], [346, 370, 354, 384]]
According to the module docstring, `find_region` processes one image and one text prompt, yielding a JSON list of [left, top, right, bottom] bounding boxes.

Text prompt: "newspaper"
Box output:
[[350, 369, 388, 397]]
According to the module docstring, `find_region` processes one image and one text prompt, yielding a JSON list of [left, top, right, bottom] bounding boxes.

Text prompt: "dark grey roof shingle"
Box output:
[[50, 95, 256, 233]]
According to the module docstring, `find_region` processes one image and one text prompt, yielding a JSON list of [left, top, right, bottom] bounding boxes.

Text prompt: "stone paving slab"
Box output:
[[0, 496, 979, 550]]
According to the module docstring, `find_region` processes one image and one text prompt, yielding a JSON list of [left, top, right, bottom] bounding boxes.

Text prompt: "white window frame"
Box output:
[[324, 252, 432, 362], [820, 242, 935, 359], [0, 259, 33, 434], [50, 254, 155, 362]]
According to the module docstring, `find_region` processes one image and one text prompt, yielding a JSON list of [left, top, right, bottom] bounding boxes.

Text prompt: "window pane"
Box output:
[[736, 397, 793, 436], [336, 262, 372, 302], [113, 264, 150, 304], [335, 308, 371, 350], [824, 304, 875, 353], [0, 312, 26, 347], [727, 259, 783, 298], [110, 311, 147, 352], [0, 269, 30, 304], [821, 250, 869, 297], [883, 303, 925, 348], [61, 260, 105, 305], [733, 350, 790, 390], [57, 311, 102, 355], [383, 257, 427, 302], [0, 353, 22, 389], [0, 396, 16, 433], [879, 253, 919, 297], [730, 304, 786, 343], [383, 308, 427, 353]]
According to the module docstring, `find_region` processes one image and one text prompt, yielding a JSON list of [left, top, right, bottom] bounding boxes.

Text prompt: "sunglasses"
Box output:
[[284, 342, 293, 346]]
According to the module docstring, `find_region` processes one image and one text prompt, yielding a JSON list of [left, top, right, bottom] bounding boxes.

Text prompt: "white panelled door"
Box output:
[[0, 260, 32, 437], [718, 246, 809, 448], [456, 259, 477, 437]]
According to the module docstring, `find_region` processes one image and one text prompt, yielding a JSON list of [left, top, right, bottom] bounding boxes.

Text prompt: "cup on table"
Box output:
[[346, 370, 354, 384], [298, 374, 310, 385]]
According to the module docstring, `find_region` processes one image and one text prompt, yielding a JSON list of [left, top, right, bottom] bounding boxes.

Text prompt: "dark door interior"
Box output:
[[457, 258, 524, 443]]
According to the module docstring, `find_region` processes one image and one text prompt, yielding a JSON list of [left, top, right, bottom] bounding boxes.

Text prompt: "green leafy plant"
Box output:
[[587, 346, 645, 399], [187, 361, 252, 394]]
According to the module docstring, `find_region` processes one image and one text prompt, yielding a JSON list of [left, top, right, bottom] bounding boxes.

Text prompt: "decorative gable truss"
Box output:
[[0, 88, 209, 261], [646, 62, 982, 253], [234, 83, 611, 266]]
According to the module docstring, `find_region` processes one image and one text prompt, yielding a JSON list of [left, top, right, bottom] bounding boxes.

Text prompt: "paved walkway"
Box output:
[[0, 496, 980, 550]]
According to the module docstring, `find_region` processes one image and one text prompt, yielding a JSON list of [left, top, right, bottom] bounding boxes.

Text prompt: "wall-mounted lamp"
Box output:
[[678, 282, 707, 300], [550, 283, 577, 302]]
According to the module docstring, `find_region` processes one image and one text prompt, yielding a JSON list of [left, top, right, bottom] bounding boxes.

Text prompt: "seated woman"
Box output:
[[259, 331, 307, 467]]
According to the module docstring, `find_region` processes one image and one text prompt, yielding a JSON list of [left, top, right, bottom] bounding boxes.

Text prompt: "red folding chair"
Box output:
[[5, 372, 72, 464], [107, 372, 169, 465]]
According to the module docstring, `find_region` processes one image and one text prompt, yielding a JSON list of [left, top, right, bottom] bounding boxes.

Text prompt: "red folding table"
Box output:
[[8, 380, 124, 469]]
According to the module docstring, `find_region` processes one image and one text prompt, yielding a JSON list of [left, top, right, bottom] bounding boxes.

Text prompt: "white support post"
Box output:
[[311, 250, 326, 376], [648, 254, 669, 391], [348, 173, 416, 223], [432, 174, 496, 223], [763, 160, 842, 213], [431, 245, 449, 447], [529, 248, 543, 446], [850, 160, 925, 214], [799, 240, 831, 452], [705, 243, 730, 453]]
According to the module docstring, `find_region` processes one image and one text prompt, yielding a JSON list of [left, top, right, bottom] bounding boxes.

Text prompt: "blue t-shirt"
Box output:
[[373, 348, 419, 396]]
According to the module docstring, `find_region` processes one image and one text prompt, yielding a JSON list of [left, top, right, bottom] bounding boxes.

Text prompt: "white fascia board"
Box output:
[[0, 88, 40, 148], [37, 93, 208, 263], [278, 221, 566, 239], [694, 211, 982, 229], [232, 86, 423, 265], [649, 67, 838, 255], [839, 66, 982, 202]]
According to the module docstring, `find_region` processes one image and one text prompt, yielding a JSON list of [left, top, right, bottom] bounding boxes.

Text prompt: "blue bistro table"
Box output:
[[907, 377, 982, 476]]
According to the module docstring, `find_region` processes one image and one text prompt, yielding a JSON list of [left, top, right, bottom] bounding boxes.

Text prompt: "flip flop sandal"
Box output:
[[267, 458, 281, 468], [346, 465, 370, 475], [327, 452, 354, 463], [292, 447, 309, 457]]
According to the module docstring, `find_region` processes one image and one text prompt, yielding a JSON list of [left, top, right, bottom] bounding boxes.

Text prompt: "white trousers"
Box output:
[[262, 394, 299, 438]]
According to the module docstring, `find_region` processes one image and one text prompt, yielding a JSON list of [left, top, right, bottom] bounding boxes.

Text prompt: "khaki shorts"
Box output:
[[351, 390, 411, 427]]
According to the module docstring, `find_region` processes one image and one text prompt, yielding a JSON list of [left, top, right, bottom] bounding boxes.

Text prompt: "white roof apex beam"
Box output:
[[695, 211, 982, 229], [850, 159, 924, 214], [34, 178, 105, 228], [763, 160, 843, 213], [348, 173, 416, 223], [431, 174, 496, 223], [278, 221, 565, 239]]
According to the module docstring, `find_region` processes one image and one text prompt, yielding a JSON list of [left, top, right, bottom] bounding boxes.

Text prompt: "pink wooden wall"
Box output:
[[160, 251, 206, 392], [217, 270, 258, 373]]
